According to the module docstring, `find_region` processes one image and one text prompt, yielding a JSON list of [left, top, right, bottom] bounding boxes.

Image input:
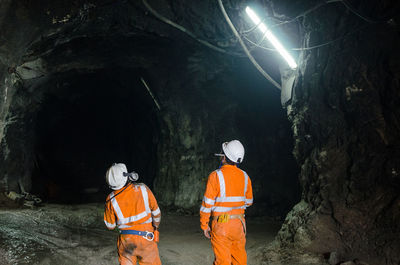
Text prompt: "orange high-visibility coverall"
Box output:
[[104, 183, 161, 265], [200, 164, 253, 265]]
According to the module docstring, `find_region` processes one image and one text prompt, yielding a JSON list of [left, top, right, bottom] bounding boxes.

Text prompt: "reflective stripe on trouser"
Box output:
[[118, 234, 161, 265], [211, 218, 247, 265]]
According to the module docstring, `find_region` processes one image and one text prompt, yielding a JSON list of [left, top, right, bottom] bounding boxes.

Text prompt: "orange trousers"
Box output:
[[117, 234, 161, 265], [210, 218, 247, 265]]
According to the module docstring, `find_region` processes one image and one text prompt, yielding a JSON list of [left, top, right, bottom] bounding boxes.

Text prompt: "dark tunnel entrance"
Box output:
[[32, 68, 160, 203], [0, 26, 302, 218]]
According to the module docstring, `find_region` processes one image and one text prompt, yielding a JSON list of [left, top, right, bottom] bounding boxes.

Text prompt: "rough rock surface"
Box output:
[[0, 0, 299, 216], [262, 0, 400, 264]]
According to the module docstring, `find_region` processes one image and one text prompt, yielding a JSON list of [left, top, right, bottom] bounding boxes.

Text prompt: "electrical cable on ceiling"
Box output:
[[292, 24, 370, 50], [240, 0, 383, 53], [141, 0, 390, 87], [340, 0, 390, 23], [240, 17, 266, 34], [268, 0, 392, 28], [268, 0, 340, 29], [217, 0, 282, 90], [142, 0, 244, 57], [242, 35, 277, 51], [140, 77, 161, 111], [141, 0, 376, 59], [243, 23, 368, 52]]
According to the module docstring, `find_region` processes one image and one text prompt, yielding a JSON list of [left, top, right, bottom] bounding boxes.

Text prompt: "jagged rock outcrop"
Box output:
[[263, 0, 400, 264]]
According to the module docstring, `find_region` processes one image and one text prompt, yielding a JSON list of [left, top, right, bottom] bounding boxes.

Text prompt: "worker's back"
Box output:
[[105, 183, 159, 231], [219, 165, 248, 197], [109, 184, 147, 218]]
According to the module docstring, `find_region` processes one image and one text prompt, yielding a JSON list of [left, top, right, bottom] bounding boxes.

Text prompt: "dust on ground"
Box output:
[[0, 204, 281, 265]]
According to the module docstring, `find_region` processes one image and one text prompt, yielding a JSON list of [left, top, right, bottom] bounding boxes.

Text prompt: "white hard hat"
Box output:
[[222, 140, 245, 163], [106, 163, 128, 190]]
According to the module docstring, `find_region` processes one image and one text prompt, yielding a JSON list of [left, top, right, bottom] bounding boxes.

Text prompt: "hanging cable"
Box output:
[[293, 24, 370, 50], [261, 0, 343, 29], [267, 0, 340, 29], [140, 77, 161, 111], [240, 1, 375, 53], [217, 0, 282, 90], [240, 17, 267, 34], [142, 0, 244, 57], [243, 35, 275, 51]]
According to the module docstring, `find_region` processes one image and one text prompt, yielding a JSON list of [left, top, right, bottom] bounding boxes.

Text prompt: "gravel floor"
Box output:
[[0, 204, 281, 265]]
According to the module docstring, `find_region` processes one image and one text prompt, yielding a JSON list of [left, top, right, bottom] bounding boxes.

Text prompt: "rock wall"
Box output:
[[153, 49, 299, 213], [264, 0, 400, 264], [0, 0, 299, 214]]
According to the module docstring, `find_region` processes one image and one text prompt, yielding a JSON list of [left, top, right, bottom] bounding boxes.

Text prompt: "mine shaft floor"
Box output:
[[0, 204, 281, 265]]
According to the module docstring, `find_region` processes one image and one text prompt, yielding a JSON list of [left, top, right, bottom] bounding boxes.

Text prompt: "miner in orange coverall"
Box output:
[[104, 163, 162, 265], [200, 140, 253, 265]]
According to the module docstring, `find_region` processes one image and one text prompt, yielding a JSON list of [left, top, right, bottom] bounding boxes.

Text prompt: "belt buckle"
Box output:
[[143, 231, 154, 241]]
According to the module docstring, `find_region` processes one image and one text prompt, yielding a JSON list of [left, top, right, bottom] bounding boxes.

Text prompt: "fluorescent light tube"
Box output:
[[245, 6, 298, 69]]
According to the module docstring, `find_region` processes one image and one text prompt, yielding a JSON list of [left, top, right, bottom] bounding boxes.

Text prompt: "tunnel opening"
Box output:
[[31, 68, 160, 204], [0, 32, 302, 216], [0, 22, 303, 222]]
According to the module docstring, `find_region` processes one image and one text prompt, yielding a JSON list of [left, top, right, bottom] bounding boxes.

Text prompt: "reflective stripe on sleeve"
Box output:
[[216, 170, 226, 197], [104, 220, 116, 229], [203, 196, 216, 205], [152, 207, 161, 216], [153, 217, 161, 222], [245, 198, 253, 204], [140, 185, 151, 214], [243, 171, 249, 195], [200, 206, 212, 213]]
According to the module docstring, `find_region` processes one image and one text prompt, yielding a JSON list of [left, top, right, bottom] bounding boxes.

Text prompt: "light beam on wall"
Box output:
[[245, 6, 297, 69]]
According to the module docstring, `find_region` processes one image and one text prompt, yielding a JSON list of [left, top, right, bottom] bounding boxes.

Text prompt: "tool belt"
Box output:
[[120, 229, 155, 241], [212, 213, 246, 235]]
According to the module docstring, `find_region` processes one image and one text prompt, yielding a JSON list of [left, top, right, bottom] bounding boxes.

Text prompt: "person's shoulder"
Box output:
[[135, 183, 153, 191], [204, 170, 220, 183], [208, 169, 219, 178], [237, 168, 251, 178], [237, 168, 247, 174], [105, 191, 114, 202]]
